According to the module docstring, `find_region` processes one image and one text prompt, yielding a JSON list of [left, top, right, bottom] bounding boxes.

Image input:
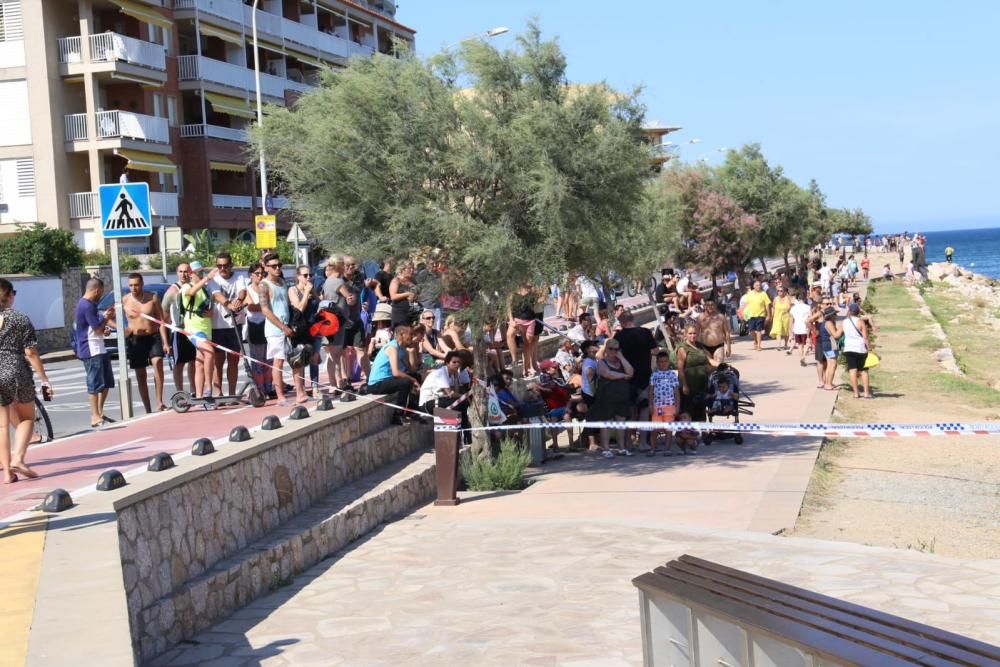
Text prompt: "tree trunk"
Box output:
[[759, 256, 769, 274], [783, 252, 791, 272], [469, 313, 492, 460]]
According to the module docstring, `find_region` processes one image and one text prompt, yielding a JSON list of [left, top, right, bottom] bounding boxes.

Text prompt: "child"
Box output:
[[883, 264, 893, 281], [675, 412, 698, 455], [647, 351, 680, 456], [710, 378, 736, 415]]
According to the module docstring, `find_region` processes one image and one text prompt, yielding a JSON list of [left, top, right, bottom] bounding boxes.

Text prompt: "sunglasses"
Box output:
[[267, 263, 282, 269], [251, 271, 263, 276], [216, 262, 232, 269], [421, 316, 434, 320], [299, 273, 312, 278]]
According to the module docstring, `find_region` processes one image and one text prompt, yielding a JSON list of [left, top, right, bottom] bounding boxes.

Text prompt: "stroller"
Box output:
[[703, 363, 755, 445]]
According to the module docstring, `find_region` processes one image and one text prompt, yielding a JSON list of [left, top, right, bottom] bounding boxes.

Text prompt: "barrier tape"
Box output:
[[433, 418, 1000, 437]]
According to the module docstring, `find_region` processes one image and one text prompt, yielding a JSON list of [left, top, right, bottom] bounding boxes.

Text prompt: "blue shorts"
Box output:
[[823, 349, 838, 360], [747, 316, 765, 332], [187, 330, 209, 345], [546, 407, 568, 421], [83, 354, 115, 394]]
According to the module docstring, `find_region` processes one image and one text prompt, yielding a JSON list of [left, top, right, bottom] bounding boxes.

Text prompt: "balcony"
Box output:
[[68, 191, 179, 219], [178, 55, 311, 100], [64, 110, 170, 144], [57, 32, 167, 84], [180, 123, 248, 143], [174, 0, 373, 61], [212, 194, 289, 209]]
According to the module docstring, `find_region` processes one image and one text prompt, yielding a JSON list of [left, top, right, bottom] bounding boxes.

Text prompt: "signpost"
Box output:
[[255, 214, 276, 249], [99, 182, 152, 421], [286, 222, 308, 267]]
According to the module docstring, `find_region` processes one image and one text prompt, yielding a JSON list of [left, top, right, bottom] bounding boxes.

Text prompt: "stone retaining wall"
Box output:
[[113, 403, 433, 661]]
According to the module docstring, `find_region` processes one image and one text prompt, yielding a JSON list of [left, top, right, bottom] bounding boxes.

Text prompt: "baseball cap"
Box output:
[[190, 260, 205, 272]]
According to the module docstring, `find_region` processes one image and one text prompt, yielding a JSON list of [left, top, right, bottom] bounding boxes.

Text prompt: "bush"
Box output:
[[148, 252, 186, 272], [0, 224, 83, 275], [81, 250, 139, 271], [460, 438, 531, 491]]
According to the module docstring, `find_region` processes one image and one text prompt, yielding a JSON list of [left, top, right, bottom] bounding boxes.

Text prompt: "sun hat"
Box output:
[[372, 303, 392, 322], [823, 306, 837, 320]]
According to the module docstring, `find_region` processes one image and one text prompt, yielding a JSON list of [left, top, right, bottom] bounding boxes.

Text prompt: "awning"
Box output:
[[116, 149, 176, 174], [110, 0, 172, 30], [203, 91, 255, 119], [288, 49, 323, 68], [209, 160, 246, 173], [198, 22, 244, 47]]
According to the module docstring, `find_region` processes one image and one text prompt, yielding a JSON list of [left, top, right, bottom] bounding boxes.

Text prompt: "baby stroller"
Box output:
[[703, 363, 755, 445]]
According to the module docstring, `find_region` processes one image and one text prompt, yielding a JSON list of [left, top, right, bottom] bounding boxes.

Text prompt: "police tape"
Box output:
[[433, 419, 1000, 437]]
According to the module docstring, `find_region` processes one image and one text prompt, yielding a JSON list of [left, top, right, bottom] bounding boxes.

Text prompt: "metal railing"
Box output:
[[95, 110, 170, 143], [64, 113, 89, 141], [178, 55, 310, 97], [212, 194, 289, 209], [68, 191, 178, 218], [57, 32, 165, 70], [180, 123, 248, 142]]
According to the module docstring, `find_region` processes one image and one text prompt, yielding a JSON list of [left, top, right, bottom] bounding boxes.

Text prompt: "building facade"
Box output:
[[0, 0, 414, 253]]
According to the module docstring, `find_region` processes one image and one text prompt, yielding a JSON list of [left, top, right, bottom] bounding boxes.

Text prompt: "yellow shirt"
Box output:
[[743, 291, 771, 319]]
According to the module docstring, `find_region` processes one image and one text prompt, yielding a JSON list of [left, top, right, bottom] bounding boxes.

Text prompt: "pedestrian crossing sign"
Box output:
[[99, 182, 152, 238]]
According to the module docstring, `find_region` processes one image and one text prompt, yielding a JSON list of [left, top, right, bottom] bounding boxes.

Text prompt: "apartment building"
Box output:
[[0, 0, 414, 253]]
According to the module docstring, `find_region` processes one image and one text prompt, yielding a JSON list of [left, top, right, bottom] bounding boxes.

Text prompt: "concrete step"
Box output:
[[147, 449, 437, 658]]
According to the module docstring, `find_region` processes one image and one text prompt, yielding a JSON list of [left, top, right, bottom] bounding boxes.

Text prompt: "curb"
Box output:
[[40, 350, 76, 363]]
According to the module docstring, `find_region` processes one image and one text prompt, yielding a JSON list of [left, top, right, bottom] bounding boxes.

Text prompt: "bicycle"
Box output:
[[32, 395, 54, 444]]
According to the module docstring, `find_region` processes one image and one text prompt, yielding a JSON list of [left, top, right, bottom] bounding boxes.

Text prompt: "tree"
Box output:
[[255, 23, 658, 455], [827, 207, 873, 236], [0, 224, 83, 275]]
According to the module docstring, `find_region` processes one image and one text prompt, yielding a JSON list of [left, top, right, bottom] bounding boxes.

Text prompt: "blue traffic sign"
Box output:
[[99, 182, 152, 238]]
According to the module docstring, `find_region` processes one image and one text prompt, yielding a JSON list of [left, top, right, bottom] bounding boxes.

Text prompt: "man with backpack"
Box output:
[[180, 261, 218, 399], [161, 263, 196, 393]]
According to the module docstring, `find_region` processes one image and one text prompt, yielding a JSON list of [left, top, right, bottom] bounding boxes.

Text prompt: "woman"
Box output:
[[506, 284, 542, 378], [0, 278, 51, 482], [418, 309, 447, 366], [439, 314, 469, 353], [367, 324, 420, 423], [243, 263, 271, 396], [769, 286, 793, 352], [676, 324, 718, 422], [842, 303, 873, 399], [288, 265, 318, 401], [587, 338, 633, 458], [389, 261, 418, 328], [818, 306, 840, 390], [180, 262, 217, 398]]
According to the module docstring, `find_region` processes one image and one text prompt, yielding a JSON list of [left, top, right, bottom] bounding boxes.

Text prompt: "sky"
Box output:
[[398, 1, 1000, 234]]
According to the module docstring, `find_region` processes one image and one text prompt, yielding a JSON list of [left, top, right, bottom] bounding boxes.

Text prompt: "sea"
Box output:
[[918, 227, 1000, 279]]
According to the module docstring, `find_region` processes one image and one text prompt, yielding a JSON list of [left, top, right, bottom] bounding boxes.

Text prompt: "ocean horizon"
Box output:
[[918, 227, 1000, 280]]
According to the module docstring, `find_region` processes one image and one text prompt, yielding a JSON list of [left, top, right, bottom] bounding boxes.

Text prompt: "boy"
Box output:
[[647, 351, 680, 456], [675, 412, 698, 455], [710, 377, 736, 415]]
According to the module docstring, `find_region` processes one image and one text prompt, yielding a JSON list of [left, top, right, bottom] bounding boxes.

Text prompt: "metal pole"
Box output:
[[252, 0, 269, 216], [158, 224, 168, 282], [110, 239, 133, 420]]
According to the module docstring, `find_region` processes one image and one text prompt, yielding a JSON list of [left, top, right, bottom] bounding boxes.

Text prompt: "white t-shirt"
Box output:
[[419, 366, 455, 406], [790, 302, 812, 335], [209, 273, 248, 329], [819, 266, 831, 286], [576, 276, 598, 299]]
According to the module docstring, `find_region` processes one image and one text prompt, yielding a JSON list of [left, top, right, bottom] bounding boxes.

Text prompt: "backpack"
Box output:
[[183, 284, 212, 319]]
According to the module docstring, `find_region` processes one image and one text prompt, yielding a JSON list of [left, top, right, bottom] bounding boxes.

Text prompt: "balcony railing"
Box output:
[[180, 123, 248, 142], [178, 55, 310, 98], [56, 32, 166, 70], [64, 110, 169, 143], [212, 194, 289, 209], [68, 191, 179, 219]]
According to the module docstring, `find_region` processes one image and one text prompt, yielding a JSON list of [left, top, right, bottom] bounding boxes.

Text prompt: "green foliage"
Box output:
[[0, 224, 83, 275], [460, 438, 531, 491], [183, 229, 218, 264], [119, 254, 140, 271], [827, 208, 873, 235], [148, 252, 186, 272], [81, 250, 139, 271], [224, 240, 263, 267]]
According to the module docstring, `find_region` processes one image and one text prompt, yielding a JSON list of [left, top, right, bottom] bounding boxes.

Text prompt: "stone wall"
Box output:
[[114, 403, 434, 661]]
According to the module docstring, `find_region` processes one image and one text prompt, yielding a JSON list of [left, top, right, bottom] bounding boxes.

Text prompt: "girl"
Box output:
[[506, 284, 543, 378]]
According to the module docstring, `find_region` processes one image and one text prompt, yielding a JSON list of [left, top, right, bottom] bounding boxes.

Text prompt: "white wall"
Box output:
[[5, 276, 64, 328], [0, 40, 24, 67], [0, 80, 31, 146]]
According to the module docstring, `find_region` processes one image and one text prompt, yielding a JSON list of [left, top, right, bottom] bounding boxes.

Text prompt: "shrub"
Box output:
[[148, 252, 186, 272], [0, 224, 83, 275], [81, 250, 139, 271], [460, 438, 531, 491]]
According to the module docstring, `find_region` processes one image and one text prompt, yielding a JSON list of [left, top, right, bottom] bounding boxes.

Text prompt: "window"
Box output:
[[0, 1, 24, 43], [176, 165, 183, 197], [157, 171, 176, 193], [162, 27, 171, 55], [166, 96, 177, 126], [152, 93, 162, 118], [15, 158, 33, 196]]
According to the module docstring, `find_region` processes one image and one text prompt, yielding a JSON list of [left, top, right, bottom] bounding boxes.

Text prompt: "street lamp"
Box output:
[[251, 0, 268, 216], [696, 147, 728, 162], [651, 138, 700, 154], [444, 26, 509, 50]]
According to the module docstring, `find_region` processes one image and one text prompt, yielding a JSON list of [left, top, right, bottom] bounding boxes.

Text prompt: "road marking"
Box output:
[[92, 436, 152, 455], [24, 409, 173, 451]]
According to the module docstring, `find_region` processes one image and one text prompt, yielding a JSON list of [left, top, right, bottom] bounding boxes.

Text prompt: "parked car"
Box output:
[[70, 283, 171, 358]]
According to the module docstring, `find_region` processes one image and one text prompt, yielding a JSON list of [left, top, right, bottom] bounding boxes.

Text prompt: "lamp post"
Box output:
[[251, 0, 268, 216], [696, 147, 728, 162], [444, 26, 509, 51]]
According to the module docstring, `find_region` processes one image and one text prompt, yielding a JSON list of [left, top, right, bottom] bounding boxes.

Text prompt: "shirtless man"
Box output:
[[122, 273, 169, 412], [698, 299, 731, 364]]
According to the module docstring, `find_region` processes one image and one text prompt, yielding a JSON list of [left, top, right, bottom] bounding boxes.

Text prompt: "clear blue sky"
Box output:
[[399, 1, 1000, 234]]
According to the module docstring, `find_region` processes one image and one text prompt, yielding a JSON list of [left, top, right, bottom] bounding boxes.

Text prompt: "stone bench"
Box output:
[[633, 554, 1000, 666]]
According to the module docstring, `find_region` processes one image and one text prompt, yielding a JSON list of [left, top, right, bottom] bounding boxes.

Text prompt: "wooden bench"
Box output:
[[632, 554, 1000, 667]]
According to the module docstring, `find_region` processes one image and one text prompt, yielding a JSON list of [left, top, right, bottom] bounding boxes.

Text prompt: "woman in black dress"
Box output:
[[389, 261, 418, 328], [587, 338, 634, 458], [0, 278, 52, 483]]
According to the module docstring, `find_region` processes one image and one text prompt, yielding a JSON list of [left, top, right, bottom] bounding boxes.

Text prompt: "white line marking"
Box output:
[[92, 436, 152, 455]]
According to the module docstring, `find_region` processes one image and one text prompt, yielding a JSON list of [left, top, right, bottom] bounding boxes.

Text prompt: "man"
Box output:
[[566, 313, 594, 343], [75, 278, 116, 427], [373, 258, 395, 302], [654, 270, 680, 312], [208, 251, 248, 396], [575, 274, 599, 316], [912, 235, 929, 282], [122, 273, 169, 413], [259, 252, 299, 404], [743, 280, 772, 351], [321, 256, 357, 390], [698, 299, 731, 364], [611, 311, 659, 449], [161, 263, 196, 392], [818, 262, 831, 293], [414, 259, 442, 329], [343, 255, 376, 381], [944, 245, 955, 264]]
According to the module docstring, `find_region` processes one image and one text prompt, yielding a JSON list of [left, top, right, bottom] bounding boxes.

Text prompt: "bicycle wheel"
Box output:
[[626, 281, 637, 298], [33, 397, 54, 444]]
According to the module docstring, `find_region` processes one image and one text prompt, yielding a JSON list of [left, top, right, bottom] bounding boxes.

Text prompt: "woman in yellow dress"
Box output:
[[769, 286, 793, 352]]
